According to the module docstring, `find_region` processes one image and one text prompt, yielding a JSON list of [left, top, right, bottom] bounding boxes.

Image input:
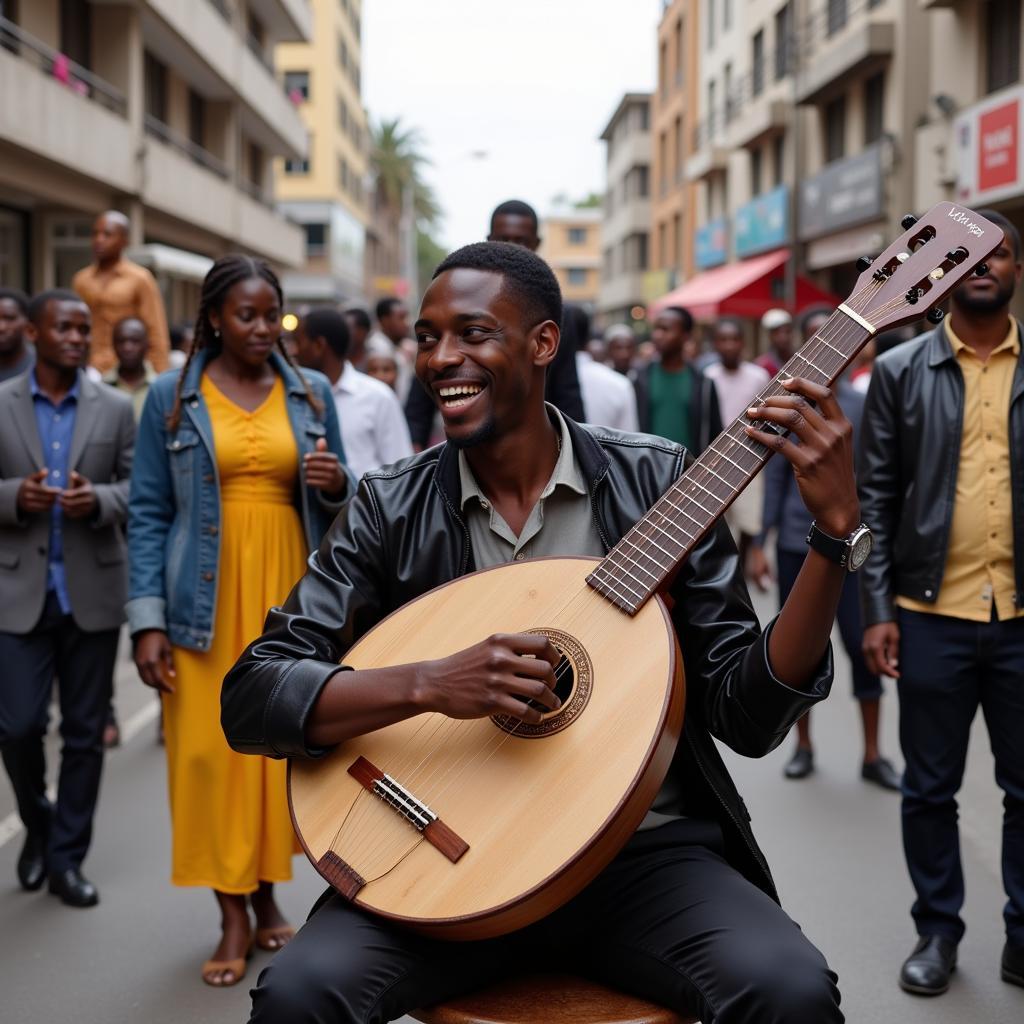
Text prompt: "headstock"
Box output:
[[846, 203, 1004, 335]]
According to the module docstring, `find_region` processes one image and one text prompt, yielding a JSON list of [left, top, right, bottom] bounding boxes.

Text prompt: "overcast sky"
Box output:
[[363, 0, 662, 250]]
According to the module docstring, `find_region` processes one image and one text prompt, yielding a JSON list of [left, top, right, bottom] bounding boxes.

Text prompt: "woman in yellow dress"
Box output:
[[127, 256, 350, 986]]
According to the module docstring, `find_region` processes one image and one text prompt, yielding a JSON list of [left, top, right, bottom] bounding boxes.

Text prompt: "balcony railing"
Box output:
[[0, 15, 127, 116], [144, 113, 230, 179], [238, 176, 273, 207], [246, 33, 275, 74]]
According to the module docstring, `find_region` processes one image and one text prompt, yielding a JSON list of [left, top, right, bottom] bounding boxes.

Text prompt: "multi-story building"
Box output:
[[274, 0, 368, 306], [915, 0, 1024, 320], [598, 92, 652, 328], [650, 0, 699, 300], [0, 0, 310, 322], [538, 203, 602, 315], [680, 0, 931, 323]]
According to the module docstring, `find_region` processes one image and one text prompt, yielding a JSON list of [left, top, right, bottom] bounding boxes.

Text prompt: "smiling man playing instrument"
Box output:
[[223, 241, 860, 1023]]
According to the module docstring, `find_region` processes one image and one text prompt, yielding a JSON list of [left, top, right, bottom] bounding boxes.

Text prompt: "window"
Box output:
[[707, 0, 715, 49], [188, 89, 205, 149], [826, 0, 848, 37], [674, 18, 684, 86], [568, 227, 588, 245], [59, 0, 91, 70], [986, 0, 1021, 94], [658, 221, 667, 266], [774, 3, 793, 81], [751, 147, 763, 195], [772, 133, 785, 186], [724, 63, 734, 123], [304, 223, 327, 257], [338, 156, 350, 192], [673, 213, 682, 269], [723, 0, 732, 31], [659, 39, 668, 97], [708, 79, 717, 136], [658, 131, 668, 194], [338, 96, 349, 134], [824, 94, 846, 163], [284, 71, 310, 101], [864, 72, 885, 145], [143, 51, 167, 123], [248, 141, 265, 188], [675, 115, 684, 181], [567, 268, 588, 286], [285, 156, 310, 175], [752, 29, 765, 97], [338, 35, 349, 70]]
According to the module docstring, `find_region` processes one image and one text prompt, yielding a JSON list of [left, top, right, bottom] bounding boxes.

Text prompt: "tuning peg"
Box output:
[[926, 307, 945, 324], [901, 214, 918, 229], [905, 288, 921, 305], [974, 262, 989, 277], [855, 255, 876, 272]]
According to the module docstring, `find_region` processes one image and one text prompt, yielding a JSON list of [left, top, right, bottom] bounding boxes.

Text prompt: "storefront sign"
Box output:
[[695, 217, 729, 269], [955, 85, 1024, 206], [798, 146, 884, 241], [735, 186, 789, 257]]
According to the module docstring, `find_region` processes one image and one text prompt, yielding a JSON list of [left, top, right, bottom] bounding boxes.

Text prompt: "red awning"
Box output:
[[649, 249, 840, 320]]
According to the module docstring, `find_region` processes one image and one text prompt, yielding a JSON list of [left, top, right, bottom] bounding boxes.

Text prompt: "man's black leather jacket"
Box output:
[[223, 416, 833, 903], [858, 321, 1024, 627]]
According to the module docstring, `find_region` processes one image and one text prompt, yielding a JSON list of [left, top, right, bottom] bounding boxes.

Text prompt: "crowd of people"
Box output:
[[0, 198, 1021, 1020]]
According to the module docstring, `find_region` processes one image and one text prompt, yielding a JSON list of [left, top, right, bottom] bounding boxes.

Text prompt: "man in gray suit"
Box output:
[[0, 289, 135, 907]]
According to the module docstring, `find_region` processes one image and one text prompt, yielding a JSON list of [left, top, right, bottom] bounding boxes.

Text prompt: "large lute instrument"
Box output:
[[290, 204, 1001, 940]]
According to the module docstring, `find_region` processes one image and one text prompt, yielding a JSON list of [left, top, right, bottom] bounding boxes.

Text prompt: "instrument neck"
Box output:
[[586, 310, 871, 614]]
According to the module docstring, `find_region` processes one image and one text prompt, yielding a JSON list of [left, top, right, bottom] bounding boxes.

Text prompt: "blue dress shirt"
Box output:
[[30, 371, 79, 615]]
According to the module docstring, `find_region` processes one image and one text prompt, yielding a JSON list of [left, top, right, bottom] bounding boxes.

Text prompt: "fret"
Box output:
[[813, 333, 846, 360], [586, 575, 637, 613], [640, 512, 693, 549], [658, 492, 706, 532], [677, 482, 718, 518], [707, 443, 750, 476], [626, 526, 681, 561], [607, 546, 661, 584], [590, 565, 647, 604], [699, 461, 739, 490], [618, 535, 667, 572], [790, 351, 829, 380]]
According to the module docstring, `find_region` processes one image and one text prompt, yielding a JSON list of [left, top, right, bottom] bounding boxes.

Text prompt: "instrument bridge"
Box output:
[[372, 772, 437, 832]]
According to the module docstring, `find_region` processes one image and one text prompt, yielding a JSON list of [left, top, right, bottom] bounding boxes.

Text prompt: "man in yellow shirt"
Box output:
[[72, 211, 169, 375], [859, 210, 1024, 997]]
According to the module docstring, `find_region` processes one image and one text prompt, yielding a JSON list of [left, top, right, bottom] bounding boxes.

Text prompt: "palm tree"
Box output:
[[370, 117, 441, 231]]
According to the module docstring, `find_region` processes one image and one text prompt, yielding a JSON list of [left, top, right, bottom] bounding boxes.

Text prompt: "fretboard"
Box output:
[[586, 309, 871, 614]]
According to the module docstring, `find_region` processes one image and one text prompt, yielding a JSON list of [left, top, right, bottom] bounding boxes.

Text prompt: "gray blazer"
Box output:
[[0, 371, 135, 634]]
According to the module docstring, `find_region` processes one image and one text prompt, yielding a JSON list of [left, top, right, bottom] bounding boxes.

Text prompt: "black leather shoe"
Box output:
[[899, 935, 957, 995], [16, 829, 47, 891], [783, 747, 814, 779], [48, 868, 99, 908], [1002, 943, 1024, 988], [862, 757, 902, 791]]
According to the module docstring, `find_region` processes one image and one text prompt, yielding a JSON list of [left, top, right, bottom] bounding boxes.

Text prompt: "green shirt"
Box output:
[[648, 363, 693, 449]]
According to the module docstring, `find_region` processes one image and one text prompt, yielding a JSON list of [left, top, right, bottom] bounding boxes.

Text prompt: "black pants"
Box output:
[[897, 608, 1024, 945], [776, 548, 882, 701], [250, 820, 842, 1024], [0, 593, 119, 873]]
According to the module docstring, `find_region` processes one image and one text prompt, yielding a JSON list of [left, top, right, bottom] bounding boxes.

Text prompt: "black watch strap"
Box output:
[[805, 522, 850, 568]]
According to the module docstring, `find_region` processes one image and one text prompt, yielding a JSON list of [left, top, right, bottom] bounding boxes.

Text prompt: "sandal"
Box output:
[[255, 925, 295, 952], [201, 941, 254, 987]]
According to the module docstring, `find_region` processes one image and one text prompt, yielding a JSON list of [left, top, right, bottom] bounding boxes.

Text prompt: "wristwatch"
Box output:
[[805, 522, 873, 571]]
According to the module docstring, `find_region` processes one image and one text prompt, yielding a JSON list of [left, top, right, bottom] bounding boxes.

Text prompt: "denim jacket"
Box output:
[[126, 350, 352, 651]]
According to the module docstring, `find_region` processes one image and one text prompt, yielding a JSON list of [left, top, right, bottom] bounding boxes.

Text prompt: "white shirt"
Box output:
[[331, 361, 414, 479], [704, 360, 771, 424], [575, 352, 639, 432]]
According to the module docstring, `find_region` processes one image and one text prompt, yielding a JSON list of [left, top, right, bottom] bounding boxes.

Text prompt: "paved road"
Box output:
[[1, 601, 1022, 1023]]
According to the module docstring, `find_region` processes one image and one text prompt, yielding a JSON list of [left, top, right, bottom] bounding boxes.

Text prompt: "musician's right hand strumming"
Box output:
[[306, 632, 561, 748]]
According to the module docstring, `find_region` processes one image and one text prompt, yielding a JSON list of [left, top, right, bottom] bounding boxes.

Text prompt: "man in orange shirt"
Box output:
[[859, 210, 1024, 997], [72, 211, 169, 375]]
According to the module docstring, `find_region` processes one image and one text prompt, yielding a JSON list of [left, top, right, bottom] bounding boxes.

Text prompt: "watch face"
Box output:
[[849, 529, 873, 571]]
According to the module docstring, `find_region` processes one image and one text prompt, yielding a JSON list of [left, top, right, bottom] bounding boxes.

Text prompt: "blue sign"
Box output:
[[695, 217, 729, 269], [735, 185, 790, 257]]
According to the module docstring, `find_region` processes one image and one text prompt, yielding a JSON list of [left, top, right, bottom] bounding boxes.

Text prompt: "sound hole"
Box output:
[[491, 627, 593, 738]]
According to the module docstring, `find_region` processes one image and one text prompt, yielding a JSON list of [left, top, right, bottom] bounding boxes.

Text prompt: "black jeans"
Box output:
[[777, 548, 882, 701], [897, 608, 1024, 945], [0, 593, 119, 873], [250, 820, 842, 1024]]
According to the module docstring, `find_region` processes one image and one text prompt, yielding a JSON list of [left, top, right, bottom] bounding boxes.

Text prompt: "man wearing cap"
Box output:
[[756, 309, 796, 378]]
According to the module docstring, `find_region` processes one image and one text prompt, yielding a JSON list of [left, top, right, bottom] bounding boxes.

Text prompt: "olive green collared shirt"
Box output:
[[458, 407, 682, 830]]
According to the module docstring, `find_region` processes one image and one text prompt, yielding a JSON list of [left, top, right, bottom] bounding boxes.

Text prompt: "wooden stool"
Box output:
[[410, 973, 698, 1024]]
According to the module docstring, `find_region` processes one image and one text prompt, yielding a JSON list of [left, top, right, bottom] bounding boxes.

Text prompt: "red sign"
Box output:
[[978, 99, 1019, 193]]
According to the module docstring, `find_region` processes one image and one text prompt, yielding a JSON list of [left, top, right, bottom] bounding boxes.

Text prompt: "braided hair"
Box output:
[[166, 254, 322, 431]]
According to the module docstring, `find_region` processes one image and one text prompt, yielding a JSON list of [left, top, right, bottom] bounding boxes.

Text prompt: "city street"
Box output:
[[1, 597, 1022, 1024]]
